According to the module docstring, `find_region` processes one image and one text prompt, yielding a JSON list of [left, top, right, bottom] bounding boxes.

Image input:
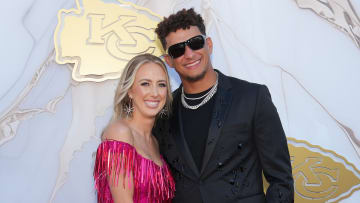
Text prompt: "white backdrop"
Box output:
[[1, 0, 360, 202]]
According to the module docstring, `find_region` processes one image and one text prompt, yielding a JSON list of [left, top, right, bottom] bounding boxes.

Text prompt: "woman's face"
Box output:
[[129, 62, 168, 119]]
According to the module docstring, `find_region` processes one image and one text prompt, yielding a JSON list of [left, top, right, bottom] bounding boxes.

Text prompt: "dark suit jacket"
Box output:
[[153, 70, 294, 203]]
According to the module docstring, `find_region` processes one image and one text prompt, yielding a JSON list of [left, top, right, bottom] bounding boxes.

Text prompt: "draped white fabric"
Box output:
[[0, 0, 359, 202]]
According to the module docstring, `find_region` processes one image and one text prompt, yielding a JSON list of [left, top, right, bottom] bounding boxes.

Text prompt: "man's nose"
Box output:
[[183, 45, 194, 58]]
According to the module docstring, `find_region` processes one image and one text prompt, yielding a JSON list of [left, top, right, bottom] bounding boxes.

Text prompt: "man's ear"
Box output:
[[164, 54, 174, 68], [206, 37, 213, 54]]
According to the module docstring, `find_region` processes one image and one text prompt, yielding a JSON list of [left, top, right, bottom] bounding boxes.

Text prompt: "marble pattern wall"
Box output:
[[0, 0, 359, 202]]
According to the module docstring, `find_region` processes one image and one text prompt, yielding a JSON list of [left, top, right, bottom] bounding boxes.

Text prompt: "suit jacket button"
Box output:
[[229, 179, 235, 185], [172, 158, 179, 164], [217, 121, 222, 128]]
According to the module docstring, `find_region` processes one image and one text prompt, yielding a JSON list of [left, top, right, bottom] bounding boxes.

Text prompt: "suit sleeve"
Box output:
[[253, 85, 294, 203]]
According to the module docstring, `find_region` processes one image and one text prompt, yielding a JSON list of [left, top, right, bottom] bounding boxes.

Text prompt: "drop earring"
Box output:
[[123, 98, 134, 118], [159, 107, 167, 118]]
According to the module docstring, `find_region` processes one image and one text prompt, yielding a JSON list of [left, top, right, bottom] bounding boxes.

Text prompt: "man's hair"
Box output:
[[155, 8, 206, 50]]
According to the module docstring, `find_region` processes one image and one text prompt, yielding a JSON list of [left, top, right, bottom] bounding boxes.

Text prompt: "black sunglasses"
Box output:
[[166, 35, 206, 58]]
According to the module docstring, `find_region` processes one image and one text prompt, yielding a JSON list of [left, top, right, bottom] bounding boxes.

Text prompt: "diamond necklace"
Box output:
[[181, 73, 218, 110], [182, 87, 212, 100]]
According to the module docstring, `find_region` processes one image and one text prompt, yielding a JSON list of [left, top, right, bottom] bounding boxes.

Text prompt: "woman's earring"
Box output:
[[159, 107, 167, 118], [123, 98, 134, 118]]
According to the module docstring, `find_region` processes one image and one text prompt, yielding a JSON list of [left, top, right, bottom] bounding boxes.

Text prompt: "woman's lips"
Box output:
[[144, 100, 160, 108]]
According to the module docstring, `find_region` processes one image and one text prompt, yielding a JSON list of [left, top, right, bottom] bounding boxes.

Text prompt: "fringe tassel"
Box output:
[[94, 140, 175, 203], [94, 140, 136, 203]]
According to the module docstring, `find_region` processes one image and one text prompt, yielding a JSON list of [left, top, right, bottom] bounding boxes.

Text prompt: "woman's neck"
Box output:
[[126, 115, 155, 139]]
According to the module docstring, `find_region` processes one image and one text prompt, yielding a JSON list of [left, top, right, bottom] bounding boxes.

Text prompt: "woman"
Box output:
[[94, 54, 175, 203]]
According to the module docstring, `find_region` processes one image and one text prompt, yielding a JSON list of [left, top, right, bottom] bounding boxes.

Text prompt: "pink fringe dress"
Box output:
[[94, 140, 175, 203]]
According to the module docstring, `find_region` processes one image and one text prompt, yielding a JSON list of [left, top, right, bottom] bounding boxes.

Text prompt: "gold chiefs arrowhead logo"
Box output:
[[264, 138, 360, 202], [54, 0, 164, 82], [289, 138, 360, 202]]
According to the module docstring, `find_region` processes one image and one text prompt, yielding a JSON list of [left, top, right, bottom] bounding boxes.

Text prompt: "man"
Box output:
[[153, 8, 294, 203]]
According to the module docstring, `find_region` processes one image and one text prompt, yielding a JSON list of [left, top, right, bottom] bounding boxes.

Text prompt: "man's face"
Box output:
[[164, 26, 213, 83]]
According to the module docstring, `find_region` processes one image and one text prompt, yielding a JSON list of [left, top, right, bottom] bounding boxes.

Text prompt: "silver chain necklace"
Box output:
[[182, 87, 212, 100], [181, 73, 218, 110]]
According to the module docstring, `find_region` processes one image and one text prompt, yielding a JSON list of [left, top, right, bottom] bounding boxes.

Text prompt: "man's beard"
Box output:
[[182, 67, 207, 82]]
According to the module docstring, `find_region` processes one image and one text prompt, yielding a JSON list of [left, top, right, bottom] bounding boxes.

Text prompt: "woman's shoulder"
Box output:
[[102, 120, 134, 146]]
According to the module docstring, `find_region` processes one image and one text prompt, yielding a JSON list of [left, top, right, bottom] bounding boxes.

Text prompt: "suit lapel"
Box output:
[[170, 89, 200, 177], [200, 71, 233, 175]]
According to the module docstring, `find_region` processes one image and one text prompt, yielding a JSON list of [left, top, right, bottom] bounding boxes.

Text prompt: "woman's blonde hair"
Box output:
[[113, 53, 172, 121]]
